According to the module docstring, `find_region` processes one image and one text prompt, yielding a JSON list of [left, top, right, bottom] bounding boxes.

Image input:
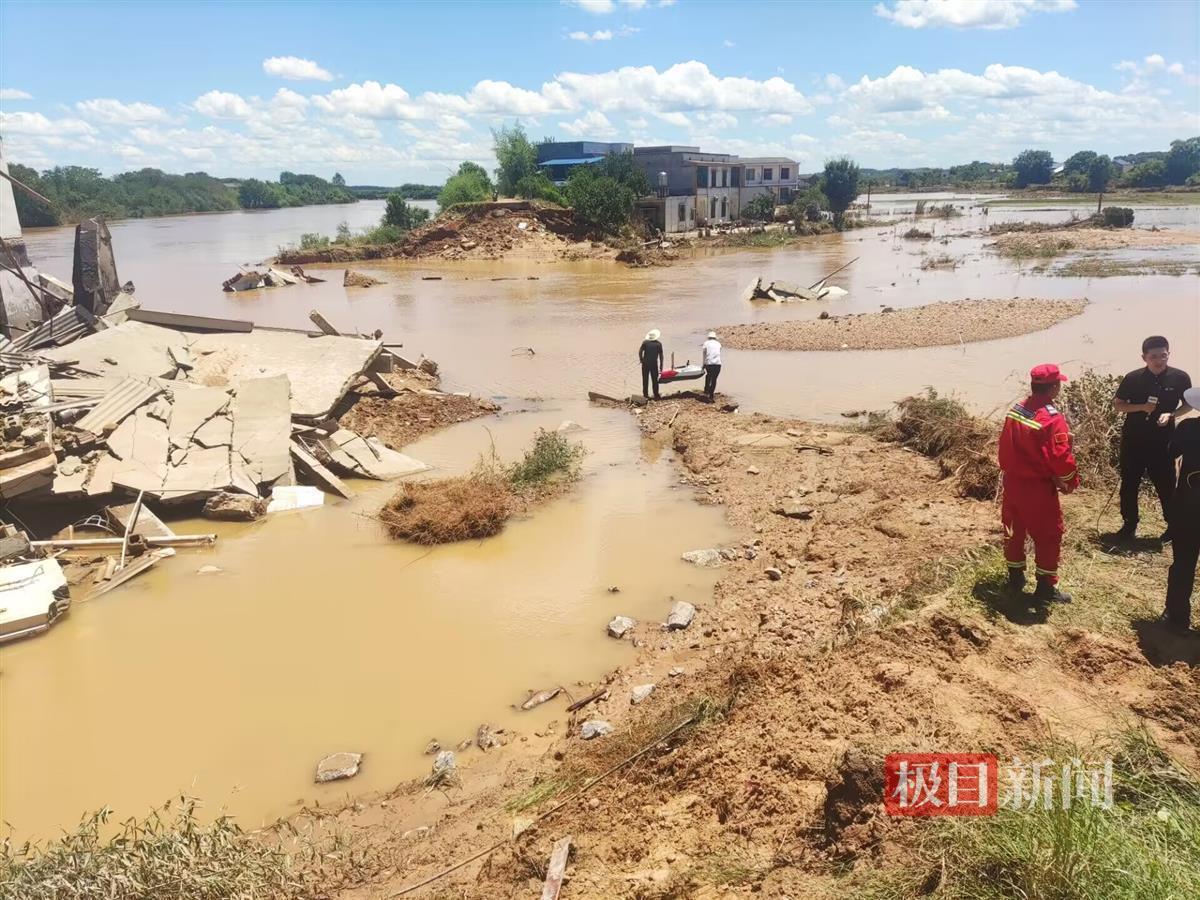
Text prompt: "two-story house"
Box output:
[[740, 157, 802, 205]]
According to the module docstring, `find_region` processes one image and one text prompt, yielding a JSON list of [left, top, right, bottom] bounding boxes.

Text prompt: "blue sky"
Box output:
[[2, 0, 1198, 182]]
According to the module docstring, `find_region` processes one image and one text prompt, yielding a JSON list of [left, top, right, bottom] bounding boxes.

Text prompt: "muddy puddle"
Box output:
[[0, 403, 729, 838], [5, 194, 1197, 839]]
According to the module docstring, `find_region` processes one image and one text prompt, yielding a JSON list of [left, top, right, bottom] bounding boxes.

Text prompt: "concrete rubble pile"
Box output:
[[0, 202, 431, 642], [740, 276, 847, 303]]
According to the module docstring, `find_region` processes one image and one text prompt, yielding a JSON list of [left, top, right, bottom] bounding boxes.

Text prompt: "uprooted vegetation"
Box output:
[[902, 227, 932, 240], [1059, 369, 1123, 486], [378, 429, 585, 544], [0, 799, 306, 900], [875, 389, 1000, 500]]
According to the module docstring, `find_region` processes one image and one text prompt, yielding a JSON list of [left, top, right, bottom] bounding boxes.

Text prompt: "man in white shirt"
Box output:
[[701, 330, 722, 401]]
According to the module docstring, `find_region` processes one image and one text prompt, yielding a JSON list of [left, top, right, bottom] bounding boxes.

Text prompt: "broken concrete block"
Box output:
[[344, 269, 383, 288], [203, 491, 267, 521], [581, 720, 613, 740], [315, 752, 362, 783], [631, 684, 656, 705], [681, 548, 722, 567], [773, 501, 814, 519], [665, 601, 696, 631], [607, 615, 636, 639]]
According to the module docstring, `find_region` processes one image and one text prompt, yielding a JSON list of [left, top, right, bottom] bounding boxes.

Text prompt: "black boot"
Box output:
[[1034, 576, 1072, 604], [1115, 522, 1137, 541], [1006, 568, 1026, 595]]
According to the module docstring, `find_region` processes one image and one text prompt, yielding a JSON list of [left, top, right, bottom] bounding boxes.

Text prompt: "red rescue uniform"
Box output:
[[998, 396, 1079, 584]]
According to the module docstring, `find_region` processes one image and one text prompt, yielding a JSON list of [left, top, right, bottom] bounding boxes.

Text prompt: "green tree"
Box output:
[[8, 163, 60, 226], [594, 150, 651, 197], [1123, 159, 1167, 188], [789, 185, 828, 222], [331, 172, 346, 187], [514, 173, 564, 204], [438, 162, 492, 209], [1087, 154, 1114, 192], [1164, 137, 1200, 185], [383, 192, 431, 230], [238, 179, 282, 209], [563, 166, 633, 234], [742, 194, 777, 222], [492, 123, 538, 196], [820, 157, 860, 229], [1012, 149, 1054, 188]]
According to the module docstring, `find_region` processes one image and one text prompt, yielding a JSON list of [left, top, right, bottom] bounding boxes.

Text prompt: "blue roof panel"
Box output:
[[538, 156, 604, 166]]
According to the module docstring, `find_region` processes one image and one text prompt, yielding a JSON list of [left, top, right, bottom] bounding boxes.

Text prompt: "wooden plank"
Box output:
[[290, 440, 352, 499], [87, 548, 174, 600], [31, 535, 216, 550], [540, 836, 572, 900]]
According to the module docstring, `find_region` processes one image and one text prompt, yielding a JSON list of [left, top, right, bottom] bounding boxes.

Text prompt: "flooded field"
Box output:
[[5, 194, 1198, 839]]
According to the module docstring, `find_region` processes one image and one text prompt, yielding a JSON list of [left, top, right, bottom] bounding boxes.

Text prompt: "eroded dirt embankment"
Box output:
[[988, 225, 1200, 257], [279, 400, 1198, 899], [720, 297, 1088, 352]]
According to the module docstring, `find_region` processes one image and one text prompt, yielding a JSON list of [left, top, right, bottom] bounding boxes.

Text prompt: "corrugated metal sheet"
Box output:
[[74, 377, 162, 435], [50, 377, 124, 399], [10, 307, 97, 352]]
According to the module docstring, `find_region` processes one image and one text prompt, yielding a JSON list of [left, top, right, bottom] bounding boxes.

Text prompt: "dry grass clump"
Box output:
[[903, 227, 932, 240], [1060, 369, 1123, 488], [876, 389, 1000, 500], [0, 798, 304, 900], [379, 429, 585, 545], [920, 254, 959, 270], [379, 472, 511, 544], [995, 233, 1078, 259]]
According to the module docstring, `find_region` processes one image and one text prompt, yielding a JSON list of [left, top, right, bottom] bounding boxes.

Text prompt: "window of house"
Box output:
[[689, 206, 695, 221], [781, 167, 790, 180], [721, 197, 727, 218], [763, 168, 773, 181], [710, 197, 717, 218], [697, 167, 708, 188], [677, 201, 686, 224], [722, 168, 729, 187]]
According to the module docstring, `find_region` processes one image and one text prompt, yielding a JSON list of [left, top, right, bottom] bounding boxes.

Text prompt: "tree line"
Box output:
[[9, 165, 357, 226]]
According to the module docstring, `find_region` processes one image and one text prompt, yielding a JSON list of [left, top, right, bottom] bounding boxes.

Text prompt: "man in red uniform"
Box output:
[[998, 364, 1080, 603]]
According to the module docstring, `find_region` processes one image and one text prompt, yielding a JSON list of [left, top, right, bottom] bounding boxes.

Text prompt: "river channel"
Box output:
[[3, 195, 1197, 839]]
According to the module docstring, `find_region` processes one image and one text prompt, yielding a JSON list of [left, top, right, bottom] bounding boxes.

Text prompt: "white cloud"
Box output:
[[824, 73, 846, 91], [1143, 53, 1166, 71], [75, 98, 172, 124], [193, 90, 253, 119], [657, 110, 690, 127], [760, 113, 793, 126], [0, 88, 32, 101], [723, 39, 736, 48], [0, 111, 95, 135], [568, 29, 613, 41], [875, 0, 1077, 30], [559, 109, 616, 137], [621, 0, 648, 7], [1167, 62, 1185, 77], [564, 0, 615, 12], [262, 56, 334, 82]]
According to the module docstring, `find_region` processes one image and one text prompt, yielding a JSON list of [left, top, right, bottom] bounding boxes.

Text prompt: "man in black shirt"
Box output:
[[639, 328, 664, 400], [1113, 336, 1193, 541], [1164, 386, 1200, 632]]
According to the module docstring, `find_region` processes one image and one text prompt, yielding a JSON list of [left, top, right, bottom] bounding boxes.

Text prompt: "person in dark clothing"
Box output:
[[639, 329, 664, 400], [1113, 336, 1192, 541], [1164, 386, 1200, 632]]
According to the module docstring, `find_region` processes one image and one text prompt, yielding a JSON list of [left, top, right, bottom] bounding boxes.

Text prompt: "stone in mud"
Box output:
[[607, 615, 637, 638], [196, 564, 223, 576], [681, 548, 723, 567], [773, 501, 814, 520], [315, 752, 362, 783], [581, 720, 613, 740], [668, 666, 684, 677], [765, 567, 783, 581], [424, 739, 441, 755], [476, 723, 503, 752], [343, 269, 383, 288], [203, 491, 267, 521], [631, 684, 656, 705], [665, 601, 696, 631], [456, 739, 472, 752], [432, 750, 457, 775], [719, 547, 740, 561]]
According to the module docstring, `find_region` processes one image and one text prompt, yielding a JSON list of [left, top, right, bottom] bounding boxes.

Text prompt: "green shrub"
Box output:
[[1100, 206, 1135, 228], [563, 167, 634, 234], [383, 192, 431, 230], [298, 232, 330, 250], [507, 429, 585, 490]]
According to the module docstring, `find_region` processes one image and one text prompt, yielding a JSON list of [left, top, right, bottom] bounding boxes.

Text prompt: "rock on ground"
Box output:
[[607, 615, 637, 638], [681, 548, 723, 567], [476, 723, 503, 752], [665, 600, 696, 630], [315, 752, 362, 783], [432, 750, 456, 775], [203, 491, 267, 521], [344, 269, 384, 288], [581, 720, 613, 740], [631, 684, 656, 705]]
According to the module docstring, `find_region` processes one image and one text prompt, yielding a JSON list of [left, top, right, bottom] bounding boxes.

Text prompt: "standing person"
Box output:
[[1113, 336, 1193, 542], [639, 329, 664, 400], [998, 364, 1080, 603], [701, 330, 722, 402], [1164, 386, 1200, 633]]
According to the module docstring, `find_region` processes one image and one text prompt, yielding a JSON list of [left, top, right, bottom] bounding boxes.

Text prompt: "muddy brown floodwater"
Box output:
[[4, 195, 1197, 839]]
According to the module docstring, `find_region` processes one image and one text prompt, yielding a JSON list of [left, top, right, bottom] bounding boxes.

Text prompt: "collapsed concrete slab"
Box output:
[[72, 218, 122, 316]]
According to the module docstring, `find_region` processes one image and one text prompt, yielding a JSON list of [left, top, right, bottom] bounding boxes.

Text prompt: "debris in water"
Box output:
[[315, 751, 362, 783], [521, 687, 562, 710]]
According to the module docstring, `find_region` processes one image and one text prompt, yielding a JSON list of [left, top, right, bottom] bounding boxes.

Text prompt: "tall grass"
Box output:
[[1, 798, 304, 899], [1060, 369, 1123, 488], [506, 429, 585, 491]]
